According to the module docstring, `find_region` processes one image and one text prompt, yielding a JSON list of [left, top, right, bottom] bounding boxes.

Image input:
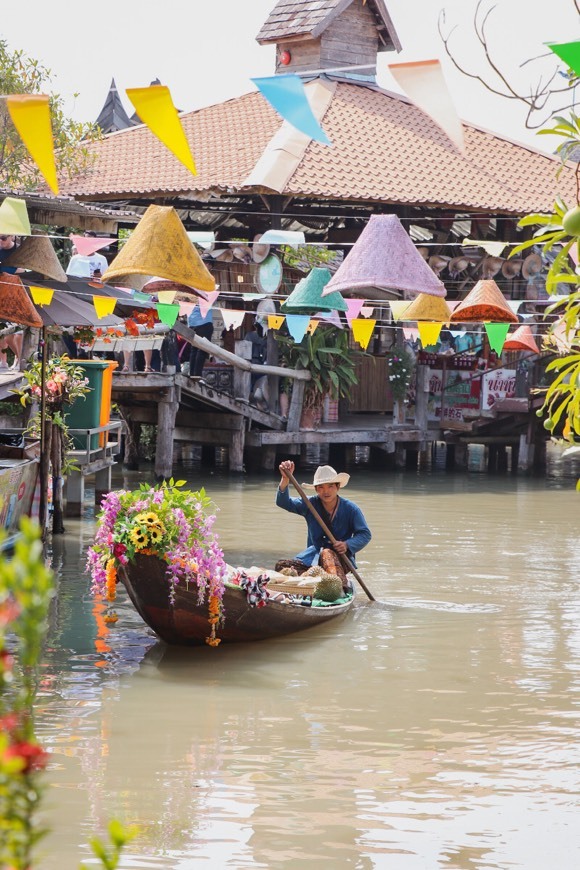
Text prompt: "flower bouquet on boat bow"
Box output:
[[88, 481, 355, 647]]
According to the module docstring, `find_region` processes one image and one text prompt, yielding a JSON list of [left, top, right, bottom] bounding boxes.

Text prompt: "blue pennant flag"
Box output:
[[252, 75, 332, 145], [286, 315, 311, 343]]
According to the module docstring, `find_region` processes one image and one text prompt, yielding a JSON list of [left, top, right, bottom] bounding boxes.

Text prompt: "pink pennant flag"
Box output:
[[198, 290, 220, 319], [345, 298, 365, 325], [360, 306, 374, 318], [351, 318, 376, 350], [389, 59, 465, 153], [70, 234, 114, 256], [402, 327, 419, 341], [446, 300, 461, 312], [221, 309, 246, 331], [267, 314, 285, 331], [315, 310, 343, 329], [179, 301, 195, 318]]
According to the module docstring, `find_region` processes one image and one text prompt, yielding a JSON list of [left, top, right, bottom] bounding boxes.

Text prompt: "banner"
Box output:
[[351, 318, 375, 350], [6, 94, 58, 193], [252, 75, 331, 145], [126, 85, 196, 175], [156, 302, 179, 327], [29, 286, 54, 306]]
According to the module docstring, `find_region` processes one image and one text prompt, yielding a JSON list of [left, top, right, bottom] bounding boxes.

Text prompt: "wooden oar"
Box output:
[[286, 470, 376, 602]]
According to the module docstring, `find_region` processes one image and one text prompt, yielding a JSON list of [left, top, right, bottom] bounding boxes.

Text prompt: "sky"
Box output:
[[0, 0, 578, 153]]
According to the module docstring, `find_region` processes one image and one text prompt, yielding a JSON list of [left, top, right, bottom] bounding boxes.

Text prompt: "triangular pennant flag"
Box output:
[[484, 322, 510, 355], [156, 302, 179, 327], [360, 306, 374, 318], [402, 327, 419, 341], [198, 290, 220, 319], [286, 314, 311, 343], [29, 285, 54, 306], [315, 309, 343, 328], [179, 300, 195, 318], [418, 321, 443, 349], [506, 300, 523, 315], [126, 85, 196, 175], [390, 300, 411, 321], [252, 75, 331, 145], [70, 235, 114, 257], [93, 296, 117, 319], [388, 60, 464, 152], [548, 41, 580, 76], [345, 298, 365, 325], [446, 300, 461, 311], [157, 290, 176, 305], [133, 290, 150, 303], [306, 319, 319, 335], [6, 94, 59, 193], [0, 197, 31, 236], [220, 309, 246, 331], [351, 318, 376, 350], [462, 238, 506, 257], [267, 314, 285, 331]]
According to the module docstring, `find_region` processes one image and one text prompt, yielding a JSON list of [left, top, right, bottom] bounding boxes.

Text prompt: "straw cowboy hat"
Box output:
[[480, 256, 504, 279], [428, 255, 450, 275], [212, 249, 234, 262], [232, 244, 253, 263], [502, 259, 523, 279], [303, 465, 350, 490], [252, 234, 271, 264], [522, 253, 542, 279]]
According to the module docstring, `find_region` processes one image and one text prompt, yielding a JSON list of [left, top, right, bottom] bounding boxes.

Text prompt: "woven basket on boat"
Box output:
[[268, 579, 318, 596]]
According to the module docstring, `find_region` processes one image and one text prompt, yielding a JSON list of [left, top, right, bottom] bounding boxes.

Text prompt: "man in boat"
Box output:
[[275, 460, 371, 591]]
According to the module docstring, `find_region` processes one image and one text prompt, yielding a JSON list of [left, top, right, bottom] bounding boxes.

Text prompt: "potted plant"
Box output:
[[276, 327, 360, 429]]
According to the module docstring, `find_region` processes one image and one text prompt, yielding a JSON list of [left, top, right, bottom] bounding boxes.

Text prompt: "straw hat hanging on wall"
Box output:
[[252, 234, 271, 264], [501, 259, 523, 279], [480, 256, 504, 279], [428, 255, 450, 275], [522, 253, 542, 279]]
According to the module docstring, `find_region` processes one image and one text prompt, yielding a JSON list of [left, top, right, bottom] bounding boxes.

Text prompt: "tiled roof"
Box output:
[[60, 81, 576, 215], [256, 0, 341, 43]]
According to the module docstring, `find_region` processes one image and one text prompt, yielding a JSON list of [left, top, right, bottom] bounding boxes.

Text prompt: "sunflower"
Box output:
[[137, 511, 161, 526], [149, 526, 164, 545], [130, 527, 148, 549]]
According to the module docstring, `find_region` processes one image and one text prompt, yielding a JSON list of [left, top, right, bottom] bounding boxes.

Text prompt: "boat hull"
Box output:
[[120, 554, 354, 646], [0, 457, 39, 550]]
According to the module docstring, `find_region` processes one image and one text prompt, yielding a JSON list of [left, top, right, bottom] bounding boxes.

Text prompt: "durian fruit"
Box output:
[[303, 565, 325, 577], [280, 567, 298, 577], [313, 573, 343, 602]]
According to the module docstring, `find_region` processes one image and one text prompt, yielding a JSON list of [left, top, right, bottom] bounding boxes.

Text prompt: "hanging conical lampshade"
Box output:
[[450, 279, 518, 323], [322, 214, 446, 300], [0, 273, 43, 327], [3, 234, 67, 282], [103, 205, 216, 296], [281, 267, 347, 314], [503, 324, 540, 353], [402, 293, 452, 321]]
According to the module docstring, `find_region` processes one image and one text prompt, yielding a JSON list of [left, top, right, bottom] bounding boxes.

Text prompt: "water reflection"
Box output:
[[35, 466, 580, 869]]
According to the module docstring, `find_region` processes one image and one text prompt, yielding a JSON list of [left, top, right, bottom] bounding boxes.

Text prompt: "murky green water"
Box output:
[[34, 455, 580, 868]]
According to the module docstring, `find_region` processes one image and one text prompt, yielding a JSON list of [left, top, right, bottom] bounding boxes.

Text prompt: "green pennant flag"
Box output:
[[484, 322, 510, 355], [547, 41, 580, 76], [156, 302, 179, 327], [133, 290, 151, 303]]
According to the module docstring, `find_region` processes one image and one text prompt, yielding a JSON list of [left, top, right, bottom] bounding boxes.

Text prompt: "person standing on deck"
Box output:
[[275, 460, 371, 590]]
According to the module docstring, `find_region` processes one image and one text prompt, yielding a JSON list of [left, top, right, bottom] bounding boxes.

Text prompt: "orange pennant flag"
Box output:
[[267, 315, 285, 331], [6, 94, 59, 193], [351, 318, 376, 350], [93, 296, 117, 319], [29, 285, 54, 306], [126, 85, 196, 175], [418, 321, 442, 349]]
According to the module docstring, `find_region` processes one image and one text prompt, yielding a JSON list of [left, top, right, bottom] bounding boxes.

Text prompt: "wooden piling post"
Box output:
[[155, 389, 179, 480], [229, 424, 246, 472]]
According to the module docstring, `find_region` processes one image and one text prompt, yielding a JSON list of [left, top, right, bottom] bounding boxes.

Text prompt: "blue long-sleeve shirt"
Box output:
[[276, 486, 371, 567]]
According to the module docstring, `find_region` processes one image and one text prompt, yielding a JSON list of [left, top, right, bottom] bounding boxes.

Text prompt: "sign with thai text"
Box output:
[[481, 368, 516, 410]]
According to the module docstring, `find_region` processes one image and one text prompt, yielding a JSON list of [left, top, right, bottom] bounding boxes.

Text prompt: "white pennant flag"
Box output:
[[221, 309, 246, 331]]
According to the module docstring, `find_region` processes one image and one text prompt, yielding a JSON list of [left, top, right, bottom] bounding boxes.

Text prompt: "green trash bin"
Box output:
[[66, 360, 110, 450]]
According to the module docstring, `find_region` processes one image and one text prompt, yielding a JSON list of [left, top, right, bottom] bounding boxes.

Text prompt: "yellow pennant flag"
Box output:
[[306, 319, 319, 335], [29, 285, 54, 306], [351, 318, 376, 350], [418, 321, 442, 348], [157, 290, 176, 304], [6, 94, 59, 194], [389, 300, 410, 321], [93, 296, 117, 319], [267, 314, 285, 330], [126, 85, 196, 175]]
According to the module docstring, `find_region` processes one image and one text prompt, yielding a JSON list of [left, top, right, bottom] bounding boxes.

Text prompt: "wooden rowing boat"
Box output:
[[119, 554, 354, 646]]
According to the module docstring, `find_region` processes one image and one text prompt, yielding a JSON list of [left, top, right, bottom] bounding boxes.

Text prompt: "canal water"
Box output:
[[35, 453, 580, 869]]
